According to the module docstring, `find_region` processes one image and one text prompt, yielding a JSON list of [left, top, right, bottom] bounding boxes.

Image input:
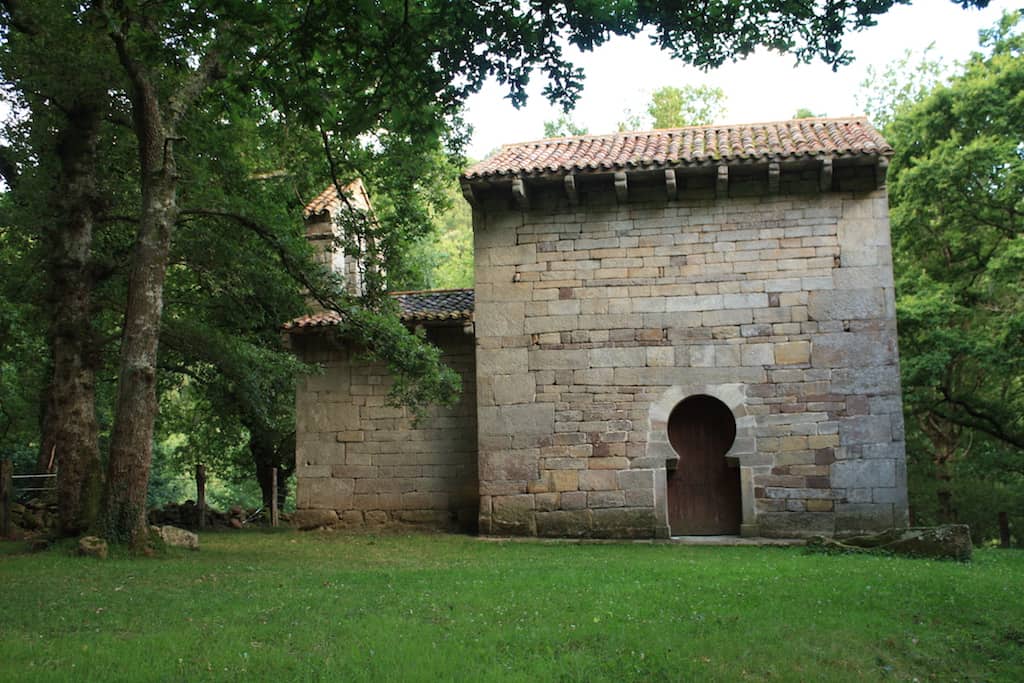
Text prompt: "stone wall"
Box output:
[[473, 168, 908, 538], [305, 212, 365, 299], [291, 326, 478, 530]]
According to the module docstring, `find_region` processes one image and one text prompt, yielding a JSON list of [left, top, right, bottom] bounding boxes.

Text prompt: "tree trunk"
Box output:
[[100, 19, 198, 545], [195, 464, 207, 530], [43, 103, 104, 536], [256, 464, 292, 512], [100, 18, 222, 546], [921, 414, 961, 524], [103, 171, 177, 545], [251, 429, 293, 512]]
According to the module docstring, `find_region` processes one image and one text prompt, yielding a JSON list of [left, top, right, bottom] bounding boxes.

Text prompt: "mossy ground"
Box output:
[[1, 530, 1022, 681]]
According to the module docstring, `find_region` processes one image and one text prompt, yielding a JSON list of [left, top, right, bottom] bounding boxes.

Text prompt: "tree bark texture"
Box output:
[[103, 170, 177, 545], [3, 0, 105, 535], [101, 15, 224, 546], [102, 51, 178, 544], [43, 103, 104, 535]]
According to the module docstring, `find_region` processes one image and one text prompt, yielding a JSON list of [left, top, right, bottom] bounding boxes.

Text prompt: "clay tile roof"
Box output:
[[283, 288, 474, 331], [283, 310, 344, 330], [392, 288, 475, 322], [303, 179, 371, 218], [464, 117, 891, 180], [303, 184, 343, 217]]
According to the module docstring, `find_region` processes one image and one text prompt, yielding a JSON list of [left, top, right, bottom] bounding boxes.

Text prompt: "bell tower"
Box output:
[[303, 179, 372, 306]]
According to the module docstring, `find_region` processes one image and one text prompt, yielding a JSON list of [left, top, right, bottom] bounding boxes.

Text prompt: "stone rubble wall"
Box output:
[[291, 326, 478, 530], [473, 169, 908, 538]]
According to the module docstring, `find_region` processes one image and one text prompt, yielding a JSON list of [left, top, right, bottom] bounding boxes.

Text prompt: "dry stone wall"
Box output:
[[291, 327, 478, 530], [473, 170, 908, 538]]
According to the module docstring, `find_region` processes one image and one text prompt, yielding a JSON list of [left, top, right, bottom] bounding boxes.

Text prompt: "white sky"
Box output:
[[463, 0, 1016, 159]]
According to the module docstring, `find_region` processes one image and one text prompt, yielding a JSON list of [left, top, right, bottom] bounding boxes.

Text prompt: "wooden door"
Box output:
[[666, 395, 741, 535]]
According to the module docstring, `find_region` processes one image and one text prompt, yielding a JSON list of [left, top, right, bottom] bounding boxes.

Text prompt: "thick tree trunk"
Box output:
[[42, 104, 104, 535], [103, 173, 177, 545], [100, 17, 222, 546], [252, 431, 293, 512]]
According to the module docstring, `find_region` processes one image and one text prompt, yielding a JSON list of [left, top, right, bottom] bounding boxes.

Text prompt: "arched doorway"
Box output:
[[666, 394, 741, 535]]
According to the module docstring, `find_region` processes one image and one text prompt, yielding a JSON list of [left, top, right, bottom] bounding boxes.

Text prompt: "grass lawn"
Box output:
[[1, 531, 1022, 682]]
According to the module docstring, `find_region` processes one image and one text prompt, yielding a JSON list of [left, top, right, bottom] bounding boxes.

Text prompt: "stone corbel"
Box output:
[[768, 161, 780, 195], [875, 157, 890, 189], [564, 173, 578, 206], [665, 169, 677, 201], [614, 171, 628, 203], [819, 156, 833, 193], [511, 176, 530, 211], [716, 164, 729, 197]]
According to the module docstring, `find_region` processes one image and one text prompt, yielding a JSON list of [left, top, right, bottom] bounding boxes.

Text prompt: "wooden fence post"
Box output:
[[271, 467, 279, 528], [1, 460, 12, 537], [196, 463, 206, 530]]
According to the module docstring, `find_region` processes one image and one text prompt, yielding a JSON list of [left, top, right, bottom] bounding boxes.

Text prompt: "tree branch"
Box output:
[[167, 43, 226, 129], [178, 208, 342, 312], [101, 1, 167, 175], [936, 389, 1024, 450]]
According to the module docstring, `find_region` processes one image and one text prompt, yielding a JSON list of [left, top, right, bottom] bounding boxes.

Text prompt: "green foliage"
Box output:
[[0, 234, 46, 461], [146, 440, 191, 509], [857, 44, 947, 130], [880, 12, 1024, 534], [888, 12, 1024, 453], [908, 455, 1024, 547], [543, 115, 590, 138], [618, 84, 726, 131], [401, 178, 474, 291], [793, 108, 826, 119], [1, 535, 1023, 680], [647, 85, 727, 128]]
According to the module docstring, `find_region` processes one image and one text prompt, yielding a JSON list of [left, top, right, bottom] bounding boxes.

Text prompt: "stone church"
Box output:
[[285, 117, 908, 538]]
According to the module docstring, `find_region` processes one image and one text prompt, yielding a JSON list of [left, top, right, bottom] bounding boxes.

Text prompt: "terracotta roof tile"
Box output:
[[284, 310, 344, 330], [284, 288, 474, 330], [392, 288, 474, 322], [303, 179, 371, 218], [304, 187, 340, 217], [464, 117, 891, 180]]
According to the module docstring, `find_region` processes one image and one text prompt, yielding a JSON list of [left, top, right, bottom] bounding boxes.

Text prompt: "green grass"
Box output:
[[1, 532, 1022, 682]]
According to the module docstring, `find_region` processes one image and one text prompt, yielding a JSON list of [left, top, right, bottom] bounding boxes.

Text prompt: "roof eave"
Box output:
[[462, 149, 893, 186]]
